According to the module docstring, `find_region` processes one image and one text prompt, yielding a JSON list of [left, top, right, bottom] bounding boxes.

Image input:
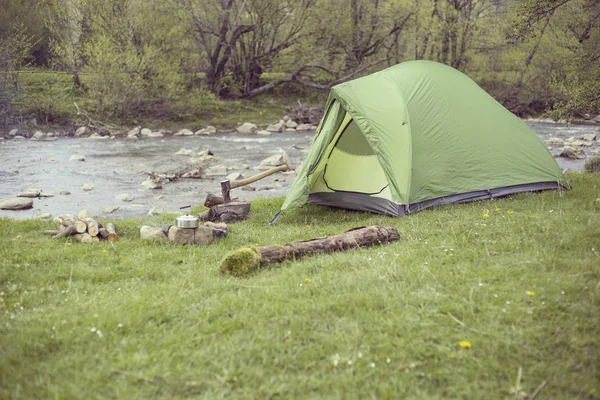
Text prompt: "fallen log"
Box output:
[[43, 230, 61, 236], [220, 225, 400, 277]]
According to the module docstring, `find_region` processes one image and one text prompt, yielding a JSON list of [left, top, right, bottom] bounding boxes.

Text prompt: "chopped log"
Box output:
[[204, 193, 239, 208], [105, 223, 118, 241], [220, 225, 400, 277], [61, 217, 87, 233], [54, 225, 79, 239], [91, 236, 100, 243], [83, 218, 99, 236], [198, 201, 250, 223], [73, 233, 93, 243]]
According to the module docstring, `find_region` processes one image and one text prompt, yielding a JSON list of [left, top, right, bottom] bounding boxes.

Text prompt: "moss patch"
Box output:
[[219, 246, 262, 277]]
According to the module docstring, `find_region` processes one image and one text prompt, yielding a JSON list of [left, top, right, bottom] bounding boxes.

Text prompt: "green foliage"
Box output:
[[584, 157, 600, 174], [0, 173, 599, 398]]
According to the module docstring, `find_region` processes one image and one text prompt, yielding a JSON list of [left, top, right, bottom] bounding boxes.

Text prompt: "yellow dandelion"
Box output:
[[304, 278, 311, 284], [507, 210, 514, 215], [527, 291, 535, 297], [495, 207, 501, 212], [482, 213, 489, 218], [459, 341, 472, 349], [103, 249, 108, 253]]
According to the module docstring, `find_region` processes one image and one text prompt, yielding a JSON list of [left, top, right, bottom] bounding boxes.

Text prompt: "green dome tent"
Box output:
[[278, 60, 566, 218]]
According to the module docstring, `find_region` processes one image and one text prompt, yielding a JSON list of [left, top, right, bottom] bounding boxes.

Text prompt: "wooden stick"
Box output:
[[43, 230, 61, 236], [220, 225, 400, 276]]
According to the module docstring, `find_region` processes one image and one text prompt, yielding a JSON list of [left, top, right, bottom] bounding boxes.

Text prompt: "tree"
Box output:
[[509, 0, 600, 118]]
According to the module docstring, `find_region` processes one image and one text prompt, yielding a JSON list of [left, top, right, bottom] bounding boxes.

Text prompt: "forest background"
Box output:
[[0, 0, 598, 130]]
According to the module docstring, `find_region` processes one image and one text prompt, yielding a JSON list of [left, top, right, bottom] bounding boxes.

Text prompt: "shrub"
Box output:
[[584, 156, 600, 174]]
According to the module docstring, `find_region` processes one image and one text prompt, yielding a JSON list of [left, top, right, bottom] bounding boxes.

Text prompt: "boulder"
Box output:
[[82, 184, 94, 191], [0, 198, 33, 210], [580, 133, 597, 141], [140, 226, 168, 241], [181, 169, 204, 178], [266, 123, 283, 133], [559, 146, 585, 159], [140, 178, 162, 190], [60, 191, 71, 195], [75, 126, 91, 137], [31, 131, 45, 140], [236, 122, 257, 134], [168, 223, 227, 245], [296, 123, 313, 131], [544, 138, 564, 147], [256, 130, 272, 135], [70, 154, 85, 162], [115, 193, 134, 202], [206, 165, 228, 176], [35, 213, 52, 219], [282, 115, 290, 122], [175, 148, 194, 156], [284, 128, 296, 132], [226, 172, 243, 181], [88, 133, 108, 140], [147, 131, 164, 138], [567, 140, 593, 147], [140, 128, 152, 136], [100, 206, 119, 214], [285, 120, 298, 129], [147, 207, 167, 216], [127, 127, 140, 137], [12, 136, 26, 140], [18, 189, 53, 198], [258, 151, 290, 170], [8, 129, 19, 137], [78, 209, 95, 219], [174, 128, 194, 136], [195, 126, 217, 135]]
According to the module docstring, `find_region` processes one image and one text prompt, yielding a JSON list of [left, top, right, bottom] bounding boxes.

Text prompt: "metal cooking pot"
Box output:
[[176, 215, 199, 229]]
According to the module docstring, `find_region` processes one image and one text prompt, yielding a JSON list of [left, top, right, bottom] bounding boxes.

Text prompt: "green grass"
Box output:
[[1, 173, 599, 399]]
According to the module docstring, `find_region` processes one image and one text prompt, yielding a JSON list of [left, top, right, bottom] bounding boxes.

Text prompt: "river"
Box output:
[[0, 121, 597, 220]]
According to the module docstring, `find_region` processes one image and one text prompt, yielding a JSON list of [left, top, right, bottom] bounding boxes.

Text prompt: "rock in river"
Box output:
[[0, 198, 34, 210]]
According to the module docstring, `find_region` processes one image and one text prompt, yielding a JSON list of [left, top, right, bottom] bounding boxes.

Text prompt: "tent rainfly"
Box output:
[[277, 60, 567, 219]]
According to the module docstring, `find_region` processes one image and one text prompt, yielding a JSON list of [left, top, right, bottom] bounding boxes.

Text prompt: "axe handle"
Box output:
[[230, 164, 289, 189], [221, 164, 289, 203]]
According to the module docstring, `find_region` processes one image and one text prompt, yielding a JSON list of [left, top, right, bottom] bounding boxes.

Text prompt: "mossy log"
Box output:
[[220, 225, 400, 277]]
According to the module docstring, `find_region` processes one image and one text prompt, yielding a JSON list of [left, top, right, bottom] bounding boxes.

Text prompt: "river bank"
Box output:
[[0, 121, 598, 220]]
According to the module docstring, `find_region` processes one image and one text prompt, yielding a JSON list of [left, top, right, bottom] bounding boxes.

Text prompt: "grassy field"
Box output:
[[1, 173, 599, 399]]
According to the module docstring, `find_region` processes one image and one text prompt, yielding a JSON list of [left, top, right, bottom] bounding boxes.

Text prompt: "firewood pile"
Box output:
[[45, 215, 118, 243]]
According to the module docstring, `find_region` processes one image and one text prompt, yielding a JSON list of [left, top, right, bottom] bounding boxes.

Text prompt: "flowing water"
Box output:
[[0, 122, 597, 220]]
